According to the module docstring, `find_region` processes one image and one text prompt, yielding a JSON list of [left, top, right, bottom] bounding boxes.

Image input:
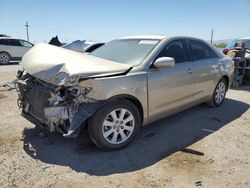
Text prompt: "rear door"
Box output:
[[7, 39, 23, 58], [147, 39, 195, 120], [0, 39, 10, 52], [188, 39, 220, 101]]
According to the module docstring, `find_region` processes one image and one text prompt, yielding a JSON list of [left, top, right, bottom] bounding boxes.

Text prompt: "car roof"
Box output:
[[239, 37, 250, 40], [85, 41, 105, 45], [0, 37, 12, 39], [120, 35, 166, 40], [119, 35, 209, 42], [0, 37, 28, 41]]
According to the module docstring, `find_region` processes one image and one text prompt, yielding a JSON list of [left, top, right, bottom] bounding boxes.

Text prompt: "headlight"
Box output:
[[69, 86, 94, 103], [51, 72, 69, 85], [51, 72, 79, 86], [69, 86, 92, 97], [68, 75, 80, 85]]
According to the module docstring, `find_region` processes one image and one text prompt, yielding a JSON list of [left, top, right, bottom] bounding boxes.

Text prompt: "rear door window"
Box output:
[[189, 40, 217, 60], [158, 39, 190, 63], [8, 39, 22, 46]]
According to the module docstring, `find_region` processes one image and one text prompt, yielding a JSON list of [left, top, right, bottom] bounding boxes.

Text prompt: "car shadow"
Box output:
[[0, 61, 19, 66], [22, 98, 249, 176], [231, 84, 250, 92]]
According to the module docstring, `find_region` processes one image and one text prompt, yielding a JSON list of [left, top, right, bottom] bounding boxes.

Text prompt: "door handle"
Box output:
[[187, 67, 192, 74]]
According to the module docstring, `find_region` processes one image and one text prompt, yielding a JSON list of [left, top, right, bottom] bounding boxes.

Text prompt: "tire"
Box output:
[[88, 99, 141, 150], [0, 52, 10, 65], [207, 78, 227, 107]]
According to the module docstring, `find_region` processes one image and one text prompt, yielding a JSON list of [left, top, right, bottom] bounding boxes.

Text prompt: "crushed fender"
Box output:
[[63, 101, 104, 137]]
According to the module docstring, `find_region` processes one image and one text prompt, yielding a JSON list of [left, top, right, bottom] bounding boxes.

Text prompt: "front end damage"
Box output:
[[16, 72, 103, 137], [15, 43, 132, 137]]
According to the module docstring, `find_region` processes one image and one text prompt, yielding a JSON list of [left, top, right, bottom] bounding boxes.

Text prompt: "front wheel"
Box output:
[[207, 78, 227, 107], [88, 99, 141, 150]]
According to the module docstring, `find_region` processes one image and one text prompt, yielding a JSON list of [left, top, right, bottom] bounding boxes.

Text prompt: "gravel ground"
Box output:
[[0, 65, 249, 188]]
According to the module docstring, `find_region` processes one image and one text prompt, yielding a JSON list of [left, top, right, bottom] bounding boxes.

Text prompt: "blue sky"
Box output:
[[1, 0, 250, 44]]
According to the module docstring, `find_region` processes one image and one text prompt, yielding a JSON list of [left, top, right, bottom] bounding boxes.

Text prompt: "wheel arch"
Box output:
[[222, 75, 229, 90], [0, 51, 11, 57], [106, 94, 144, 124]]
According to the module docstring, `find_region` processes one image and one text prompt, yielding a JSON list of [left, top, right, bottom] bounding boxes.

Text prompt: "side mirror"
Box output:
[[153, 57, 175, 68]]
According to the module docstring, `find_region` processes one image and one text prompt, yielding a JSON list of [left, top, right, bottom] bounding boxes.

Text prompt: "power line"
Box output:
[[25, 21, 30, 41]]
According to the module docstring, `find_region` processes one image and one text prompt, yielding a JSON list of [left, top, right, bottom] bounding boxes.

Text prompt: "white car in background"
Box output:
[[0, 37, 34, 64]]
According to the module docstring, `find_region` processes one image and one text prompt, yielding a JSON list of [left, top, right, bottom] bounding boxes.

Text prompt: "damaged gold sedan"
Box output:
[[16, 35, 234, 150]]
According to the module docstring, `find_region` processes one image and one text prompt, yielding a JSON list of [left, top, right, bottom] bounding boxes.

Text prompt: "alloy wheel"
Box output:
[[102, 108, 135, 145], [215, 81, 226, 104], [0, 53, 10, 64]]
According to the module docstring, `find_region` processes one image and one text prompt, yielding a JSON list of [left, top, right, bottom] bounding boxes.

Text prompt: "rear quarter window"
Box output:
[[19, 40, 33, 48]]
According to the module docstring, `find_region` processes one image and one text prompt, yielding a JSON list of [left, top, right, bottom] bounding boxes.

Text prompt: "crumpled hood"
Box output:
[[21, 43, 131, 85]]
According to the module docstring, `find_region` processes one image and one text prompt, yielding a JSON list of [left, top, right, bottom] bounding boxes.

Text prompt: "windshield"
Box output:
[[90, 39, 160, 66]]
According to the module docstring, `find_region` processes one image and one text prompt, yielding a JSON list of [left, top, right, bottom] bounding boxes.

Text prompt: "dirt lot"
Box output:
[[0, 64, 249, 188]]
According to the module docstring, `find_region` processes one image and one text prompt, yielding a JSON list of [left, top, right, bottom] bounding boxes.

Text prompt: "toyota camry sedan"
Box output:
[[16, 35, 234, 150]]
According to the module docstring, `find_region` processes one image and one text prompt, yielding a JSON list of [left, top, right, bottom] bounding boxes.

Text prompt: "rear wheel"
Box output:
[[0, 52, 10, 65], [88, 99, 141, 150], [208, 78, 227, 107]]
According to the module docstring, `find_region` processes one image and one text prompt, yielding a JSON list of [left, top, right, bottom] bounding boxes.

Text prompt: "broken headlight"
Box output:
[[51, 72, 79, 86], [48, 86, 92, 106], [67, 75, 80, 85], [52, 72, 68, 84], [69, 86, 92, 97]]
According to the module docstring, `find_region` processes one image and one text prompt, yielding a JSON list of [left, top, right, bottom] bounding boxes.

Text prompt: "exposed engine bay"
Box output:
[[16, 71, 103, 137]]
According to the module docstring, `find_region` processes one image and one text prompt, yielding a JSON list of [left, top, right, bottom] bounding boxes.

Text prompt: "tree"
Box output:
[[214, 43, 227, 48]]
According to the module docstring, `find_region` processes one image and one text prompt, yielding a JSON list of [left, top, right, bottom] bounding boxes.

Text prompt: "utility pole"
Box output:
[[25, 21, 30, 41], [210, 28, 214, 44]]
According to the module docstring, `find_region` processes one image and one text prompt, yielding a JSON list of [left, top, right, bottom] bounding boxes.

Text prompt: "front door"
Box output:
[[147, 39, 195, 120]]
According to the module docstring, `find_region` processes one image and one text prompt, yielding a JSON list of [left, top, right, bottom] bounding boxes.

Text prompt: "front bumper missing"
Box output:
[[22, 102, 103, 137], [44, 106, 69, 124], [16, 77, 103, 138]]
